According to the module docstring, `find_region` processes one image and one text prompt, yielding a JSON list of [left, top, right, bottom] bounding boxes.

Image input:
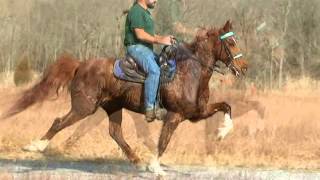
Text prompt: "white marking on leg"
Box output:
[[148, 155, 166, 176], [217, 113, 233, 140], [22, 139, 49, 152]]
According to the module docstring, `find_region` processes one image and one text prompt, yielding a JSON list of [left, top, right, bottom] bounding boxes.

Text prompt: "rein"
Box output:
[[172, 39, 223, 74]]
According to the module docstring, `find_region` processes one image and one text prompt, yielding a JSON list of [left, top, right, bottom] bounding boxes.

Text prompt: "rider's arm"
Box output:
[[134, 28, 172, 45]]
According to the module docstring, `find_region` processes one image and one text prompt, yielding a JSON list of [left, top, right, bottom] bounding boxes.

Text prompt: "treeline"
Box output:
[[0, 0, 319, 88]]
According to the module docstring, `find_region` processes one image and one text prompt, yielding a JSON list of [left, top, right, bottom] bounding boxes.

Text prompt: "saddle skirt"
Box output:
[[113, 46, 177, 84], [113, 55, 146, 83]]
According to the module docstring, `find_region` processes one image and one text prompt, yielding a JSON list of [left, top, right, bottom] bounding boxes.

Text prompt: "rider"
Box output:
[[124, 0, 174, 122]]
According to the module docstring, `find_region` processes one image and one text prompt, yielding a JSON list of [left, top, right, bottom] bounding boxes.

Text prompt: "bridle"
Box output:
[[218, 31, 243, 76], [169, 32, 244, 76]]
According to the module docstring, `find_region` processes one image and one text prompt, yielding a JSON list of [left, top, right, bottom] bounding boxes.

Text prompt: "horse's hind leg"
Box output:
[[23, 90, 98, 152], [130, 111, 156, 152], [64, 107, 105, 148], [22, 108, 94, 152], [41, 111, 85, 141], [104, 107, 141, 164]]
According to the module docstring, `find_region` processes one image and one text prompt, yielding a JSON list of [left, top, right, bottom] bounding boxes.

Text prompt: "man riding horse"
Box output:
[[3, 1, 248, 174], [124, 0, 174, 122]]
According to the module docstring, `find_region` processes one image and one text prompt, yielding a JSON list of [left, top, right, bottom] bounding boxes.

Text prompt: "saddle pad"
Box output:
[[113, 59, 125, 79], [113, 59, 145, 83]]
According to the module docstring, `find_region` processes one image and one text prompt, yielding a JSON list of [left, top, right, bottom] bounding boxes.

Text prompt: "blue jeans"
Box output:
[[127, 44, 160, 110]]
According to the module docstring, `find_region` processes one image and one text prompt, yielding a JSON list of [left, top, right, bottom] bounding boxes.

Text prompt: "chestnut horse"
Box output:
[[3, 20, 247, 175]]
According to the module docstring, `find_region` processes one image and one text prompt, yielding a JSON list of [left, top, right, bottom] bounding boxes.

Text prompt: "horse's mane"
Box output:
[[170, 27, 222, 79], [175, 27, 221, 62]]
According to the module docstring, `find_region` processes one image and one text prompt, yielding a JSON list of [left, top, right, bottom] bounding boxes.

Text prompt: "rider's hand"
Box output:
[[157, 35, 174, 45], [170, 36, 177, 45]]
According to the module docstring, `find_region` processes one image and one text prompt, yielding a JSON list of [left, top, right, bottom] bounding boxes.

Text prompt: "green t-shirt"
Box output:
[[124, 3, 155, 50]]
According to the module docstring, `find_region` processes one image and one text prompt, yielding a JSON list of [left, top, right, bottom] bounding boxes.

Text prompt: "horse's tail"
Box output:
[[2, 54, 81, 119]]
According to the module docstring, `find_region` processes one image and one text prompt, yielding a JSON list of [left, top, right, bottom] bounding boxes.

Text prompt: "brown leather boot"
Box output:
[[145, 109, 156, 122]]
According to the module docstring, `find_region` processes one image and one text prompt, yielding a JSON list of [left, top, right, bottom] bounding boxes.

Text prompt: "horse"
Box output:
[[63, 80, 265, 156], [2, 20, 247, 175]]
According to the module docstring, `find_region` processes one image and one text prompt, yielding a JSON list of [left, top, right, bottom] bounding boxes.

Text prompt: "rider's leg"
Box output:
[[127, 44, 164, 122]]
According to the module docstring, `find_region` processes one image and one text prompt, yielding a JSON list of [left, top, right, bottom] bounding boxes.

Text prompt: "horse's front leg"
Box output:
[[148, 112, 183, 175], [106, 108, 141, 164], [198, 102, 233, 140]]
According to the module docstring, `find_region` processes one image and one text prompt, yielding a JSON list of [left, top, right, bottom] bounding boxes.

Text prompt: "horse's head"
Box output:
[[215, 20, 247, 77], [194, 20, 247, 77]]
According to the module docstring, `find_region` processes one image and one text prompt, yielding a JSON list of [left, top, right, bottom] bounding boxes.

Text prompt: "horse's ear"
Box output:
[[223, 20, 233, 32]]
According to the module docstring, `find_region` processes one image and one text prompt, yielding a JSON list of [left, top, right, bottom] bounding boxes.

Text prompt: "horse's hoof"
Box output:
[[22, 139, 49, 152], [147, 157, 167, 176], [135, 162, 147, 171], [217, 114, 233, 140]]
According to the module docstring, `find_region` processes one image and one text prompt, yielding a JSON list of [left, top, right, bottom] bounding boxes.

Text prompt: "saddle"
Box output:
[[113, 45, 177, 84]]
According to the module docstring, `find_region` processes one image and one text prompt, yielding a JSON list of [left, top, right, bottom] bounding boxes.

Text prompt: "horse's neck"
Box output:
[[175, 44, 213, 100], [197, 67, 213, 102], [176, 43, 213, 80]]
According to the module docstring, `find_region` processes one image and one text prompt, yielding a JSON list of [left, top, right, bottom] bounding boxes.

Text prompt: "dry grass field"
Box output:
[[0, 76, 319, 171]]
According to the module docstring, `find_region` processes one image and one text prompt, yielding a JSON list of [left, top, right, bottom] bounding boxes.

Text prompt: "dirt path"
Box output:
[[0, 159, 319, 179]]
